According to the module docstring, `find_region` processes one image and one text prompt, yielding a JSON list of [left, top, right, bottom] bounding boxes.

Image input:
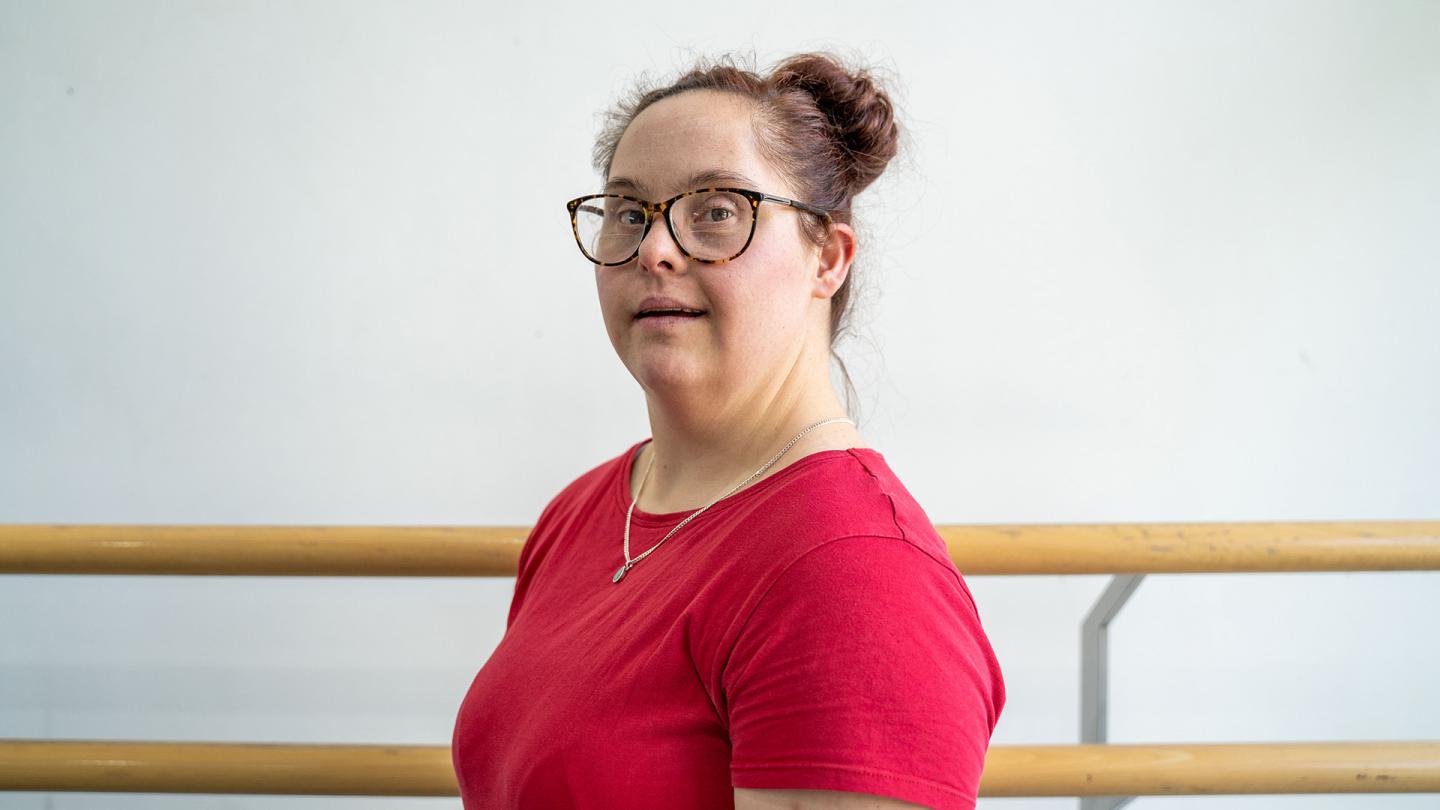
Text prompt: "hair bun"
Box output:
[[770, 53, 900, 197]]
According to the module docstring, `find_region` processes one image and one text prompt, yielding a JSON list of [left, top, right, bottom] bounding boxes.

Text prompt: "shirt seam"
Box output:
[[845, 447, 908, 540], [848, 448, 974, 600]]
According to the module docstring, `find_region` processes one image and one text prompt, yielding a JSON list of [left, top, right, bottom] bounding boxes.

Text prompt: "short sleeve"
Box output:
[[723, 535, 1005, 810]]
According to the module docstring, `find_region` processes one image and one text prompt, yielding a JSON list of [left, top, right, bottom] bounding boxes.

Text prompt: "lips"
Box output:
[[636, 309, 705, 319], [635, 294, 708, 320]]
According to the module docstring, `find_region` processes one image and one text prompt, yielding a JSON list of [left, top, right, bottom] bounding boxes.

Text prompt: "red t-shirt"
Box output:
[[452, 438, 1005, 809]]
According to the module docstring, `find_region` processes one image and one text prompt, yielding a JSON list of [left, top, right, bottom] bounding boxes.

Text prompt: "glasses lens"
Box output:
[[573, 191, 755, 264], [574, 196, 646, 264], [672, 190, 753, 261]]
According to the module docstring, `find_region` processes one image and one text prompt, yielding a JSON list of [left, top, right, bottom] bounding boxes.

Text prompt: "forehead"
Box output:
[[606, 89, 784, 198]]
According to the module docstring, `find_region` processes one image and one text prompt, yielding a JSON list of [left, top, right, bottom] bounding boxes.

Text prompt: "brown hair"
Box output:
[[590, 49, 906, 426]]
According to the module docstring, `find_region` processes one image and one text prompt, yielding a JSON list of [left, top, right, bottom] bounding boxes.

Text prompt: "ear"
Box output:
[[813, 221, 858, 300]]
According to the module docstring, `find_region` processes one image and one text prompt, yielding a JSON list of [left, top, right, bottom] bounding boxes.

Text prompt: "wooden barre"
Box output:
[[1, 521, 1437, 576], [1, 740, 1436, 796]]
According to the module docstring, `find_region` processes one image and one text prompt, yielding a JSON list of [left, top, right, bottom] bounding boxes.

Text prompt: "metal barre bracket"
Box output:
[[1080, 574, 1146, 810]]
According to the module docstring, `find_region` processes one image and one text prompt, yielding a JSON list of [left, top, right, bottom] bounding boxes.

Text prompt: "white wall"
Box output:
[[2, 1, 1436, 808]]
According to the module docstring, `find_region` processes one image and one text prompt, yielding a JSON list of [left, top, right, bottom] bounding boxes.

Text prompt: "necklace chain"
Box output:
[[613, 417, 856, 583]]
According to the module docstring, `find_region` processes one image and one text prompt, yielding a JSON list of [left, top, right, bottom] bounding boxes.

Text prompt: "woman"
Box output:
[[453, 51, 1005, 810]]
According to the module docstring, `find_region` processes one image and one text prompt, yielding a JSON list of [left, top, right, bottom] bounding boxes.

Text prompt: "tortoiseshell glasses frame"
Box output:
[[565, 186, 833, 266]]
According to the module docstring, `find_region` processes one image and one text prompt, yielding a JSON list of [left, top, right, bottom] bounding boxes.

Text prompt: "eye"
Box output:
[[612, 203, 645, 227], [695, 195, 740, 223]]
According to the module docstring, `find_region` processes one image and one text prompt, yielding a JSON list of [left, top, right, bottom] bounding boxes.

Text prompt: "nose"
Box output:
[[634, 209, 688, 274]]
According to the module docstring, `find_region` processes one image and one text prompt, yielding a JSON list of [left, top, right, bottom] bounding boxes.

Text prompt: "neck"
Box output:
[[632, 360, 861, 514]]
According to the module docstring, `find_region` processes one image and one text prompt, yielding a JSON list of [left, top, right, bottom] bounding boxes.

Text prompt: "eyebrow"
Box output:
[[604, 168, 758, 197]]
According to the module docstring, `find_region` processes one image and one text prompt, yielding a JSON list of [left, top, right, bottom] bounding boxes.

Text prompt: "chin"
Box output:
[[628, 352, 705, 389]]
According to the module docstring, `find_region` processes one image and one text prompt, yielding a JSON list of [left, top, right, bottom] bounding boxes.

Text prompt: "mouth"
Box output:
[[634, 308, 708, 321], [639, 306, 711, 322]]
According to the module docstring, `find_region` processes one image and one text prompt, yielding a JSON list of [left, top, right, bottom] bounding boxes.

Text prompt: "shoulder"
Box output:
[[736, 448, 959, 586]]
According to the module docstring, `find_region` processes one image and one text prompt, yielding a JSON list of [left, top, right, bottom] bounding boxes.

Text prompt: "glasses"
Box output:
[[565, 187, 832, 266]]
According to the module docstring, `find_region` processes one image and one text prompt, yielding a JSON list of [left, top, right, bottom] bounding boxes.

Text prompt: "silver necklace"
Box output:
[[613, 417, 856, 583]]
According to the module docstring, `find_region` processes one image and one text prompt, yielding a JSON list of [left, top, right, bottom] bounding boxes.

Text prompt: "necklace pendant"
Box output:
[[613, 563, 629, 583]]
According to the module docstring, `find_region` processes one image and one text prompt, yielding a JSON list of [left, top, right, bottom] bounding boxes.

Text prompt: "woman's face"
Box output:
[[595, 89, 833, 405]]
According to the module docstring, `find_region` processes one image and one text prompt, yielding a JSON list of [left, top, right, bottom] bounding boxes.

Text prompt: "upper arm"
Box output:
[[723, 535, 1004, 810], [735, 786, 934, 809]]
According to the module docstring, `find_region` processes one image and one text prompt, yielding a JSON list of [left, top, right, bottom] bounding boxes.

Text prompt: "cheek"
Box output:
[[595, 277, 629, 346], [596, 274, 627, 316], [729, 254, 808, 328], [707, 295, 790, 360]]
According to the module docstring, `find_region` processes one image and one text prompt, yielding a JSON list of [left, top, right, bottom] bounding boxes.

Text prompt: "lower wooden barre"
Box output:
[[982, 742, 1440, 796], [1, 740, 1437, 796]]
